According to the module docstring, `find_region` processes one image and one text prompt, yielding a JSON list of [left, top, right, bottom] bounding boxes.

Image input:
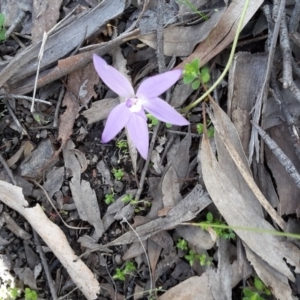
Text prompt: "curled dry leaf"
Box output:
[[0, 180, 100, 300]]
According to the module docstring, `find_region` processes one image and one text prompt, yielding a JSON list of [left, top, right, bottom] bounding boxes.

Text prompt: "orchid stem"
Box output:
[[181, 0, 250, 114]]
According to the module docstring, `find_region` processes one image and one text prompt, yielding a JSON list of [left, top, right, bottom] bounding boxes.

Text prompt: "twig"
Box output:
[[289, 0, 300, 33], [270, 72, 300, 160], [156, 0, 166, 73], [121, 215, 153, 293], [279, 14, 293, 88], [5, 100, 28, 136], [0, 94, 52, 105], [248, 0, 286, 164], [53, 86, 65, 128], [30, 180, 90, 230], [272, 0, 280, 20], [167, 130, 199, 137], [292, 57, 300, 79], [251, 122, 300, 189], [0, 153, 16, 185], [33, 229, 58, 300]]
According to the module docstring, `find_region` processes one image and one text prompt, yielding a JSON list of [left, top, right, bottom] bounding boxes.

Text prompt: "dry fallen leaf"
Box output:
[[63, 140, 104, 240], [177, 0, 264, 69], [0, 180, 100, 300], [139, 8, 226, 56], [67, 62, 99, 108], [58, 91, 79, 150], [31, 0, 63, 43]]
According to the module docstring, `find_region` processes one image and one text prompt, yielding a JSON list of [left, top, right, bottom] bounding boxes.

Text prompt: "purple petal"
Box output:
[[142, 97, 189, 126], [102, 103, 131, 143], [126, 112, 149, 159], [93, 54, 134, 98], [136, 69, 182, 98]]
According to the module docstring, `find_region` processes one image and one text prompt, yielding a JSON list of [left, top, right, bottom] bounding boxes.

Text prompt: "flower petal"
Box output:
[[136, 69, 182, 98], [142, 97, 189, 126], [93, 54, 134, 98], [126, 112, 149, 159], [102, 103, 131, 143]]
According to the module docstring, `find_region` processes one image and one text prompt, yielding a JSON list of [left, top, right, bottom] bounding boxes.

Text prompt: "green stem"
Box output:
[[182, 222, 300, 240], [181, 0, 250, 114]]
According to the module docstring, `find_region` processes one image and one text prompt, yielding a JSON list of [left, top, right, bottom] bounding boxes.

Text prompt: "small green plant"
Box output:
[[113, 168, 124, 181], [147, 113, 172, 128], [242, 277, 271, 300], [122, 194, 134, 204], [105, 193, 115, 205], [176, 239, 212, 266], [183, 58, 210, 90], [176, 238, 188, 251], [200, 212, 235, 240], [184, 249, 197, 266], [8, 287, 21, 299], [196, 122, 214, 138], [0, 13, 6, 42], [198, 253, 212, 267], [113, 261, 136, 281], [122, 195, 151, 212], [116, 140, 129, 153], [175, 0, 209, 20], [24, 288, 38, 300]]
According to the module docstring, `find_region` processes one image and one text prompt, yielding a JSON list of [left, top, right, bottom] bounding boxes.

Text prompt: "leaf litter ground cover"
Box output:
[[1, 0, 300, 299]]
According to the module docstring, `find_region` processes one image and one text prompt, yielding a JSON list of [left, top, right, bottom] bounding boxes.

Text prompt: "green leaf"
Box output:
[[196, 123, 204, 134], [0, 29, 6, 42], [183, 73, 196, 84], [0, 13, 5, 28], [207, 127, 215, 138], [243, 288, 254, 297], [165, 123, 172, 128], [201, 66, 210, 83], [191, 79, 201, 90], [190, 58, 200, 72], [206, 212, 213, 222], [254, 278, 263, 291]]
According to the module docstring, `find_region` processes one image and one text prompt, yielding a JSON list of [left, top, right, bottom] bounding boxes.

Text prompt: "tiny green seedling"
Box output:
[[0, 13, 6, 42], [183, 58, 210, 90], [113, 168, 124, 181], [8, 287, 22, 299], [184, 249, 197, 266], [176, 239, 212, 266], [122, 194, 134, 204], [105, 193, 115, 205], [196, 122, 214, 138], [24, 288, 38, 300], [200, 212, 235, 240], [122, 195, 151, 212], [198, 253, 212, 267], [113, 261, 136, 281], [116, 140, 129, 153], [175, 0, 209, 20], [176, 238, 188, 251], [242, 277, 271, 300]]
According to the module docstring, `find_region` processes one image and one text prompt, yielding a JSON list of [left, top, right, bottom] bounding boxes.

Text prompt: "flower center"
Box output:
[[126, 97, 142, 113]]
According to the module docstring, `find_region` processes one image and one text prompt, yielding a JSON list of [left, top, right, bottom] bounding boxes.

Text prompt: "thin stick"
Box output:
[[121, 215, 153, 293], [30, 180, 90, 230], [33, 229, 58, 300], [0, 153, 16, 185], [0, 94, 52, 105]]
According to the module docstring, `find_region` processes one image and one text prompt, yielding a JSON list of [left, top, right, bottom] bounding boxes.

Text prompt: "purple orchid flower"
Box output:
[[93, 54, 189, 159]]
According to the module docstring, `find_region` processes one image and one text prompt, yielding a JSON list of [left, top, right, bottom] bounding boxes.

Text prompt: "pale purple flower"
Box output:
[[93, 54, 189, 159]]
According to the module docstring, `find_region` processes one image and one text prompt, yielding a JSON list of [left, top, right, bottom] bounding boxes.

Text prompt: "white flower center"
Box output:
[[126, 97, 143, 113]]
